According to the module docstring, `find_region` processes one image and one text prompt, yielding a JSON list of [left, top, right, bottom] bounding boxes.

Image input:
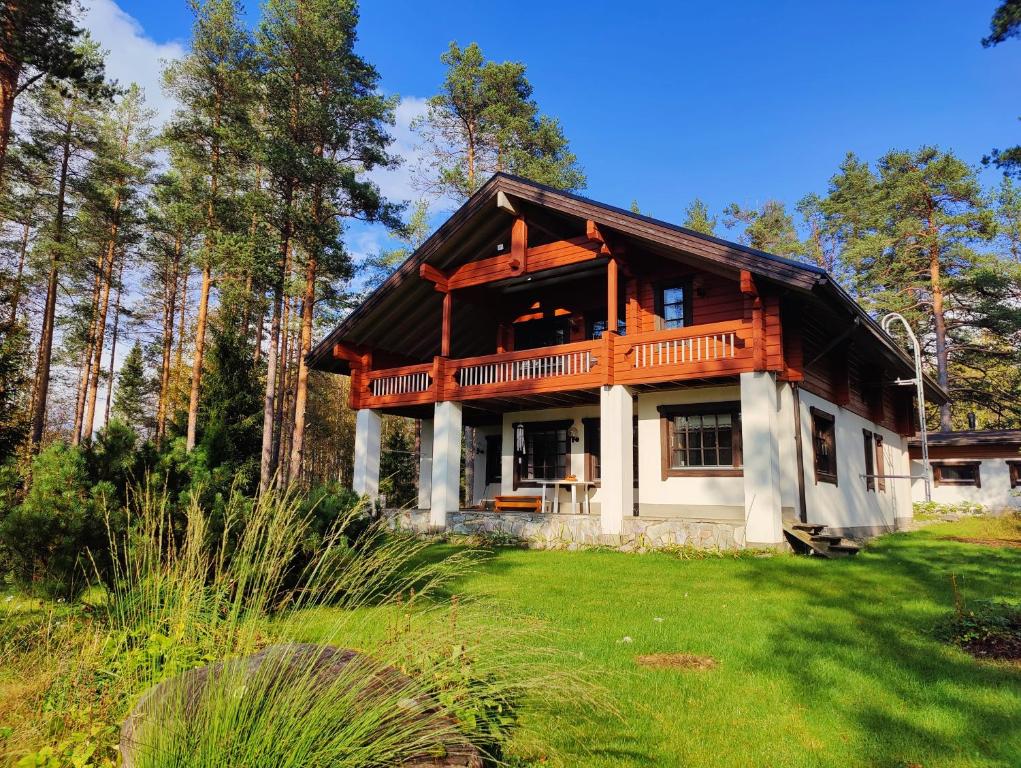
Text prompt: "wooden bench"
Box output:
[[493, 495, 543, 513]]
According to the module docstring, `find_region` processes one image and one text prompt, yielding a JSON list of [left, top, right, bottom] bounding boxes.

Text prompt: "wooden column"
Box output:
[[441, 290, 452, 357], [511, 217, 527, 273], [607, 256, 619, 332], [741, 270, 766, 372]]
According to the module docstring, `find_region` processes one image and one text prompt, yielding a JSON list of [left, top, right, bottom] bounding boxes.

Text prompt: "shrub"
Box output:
[[0, 443, 122, 597], [941, 597, 1021, 661], [913, 500, 986, 519]]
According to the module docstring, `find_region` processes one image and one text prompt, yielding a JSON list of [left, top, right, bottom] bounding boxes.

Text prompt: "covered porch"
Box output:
[[353, 370, 789, 549]]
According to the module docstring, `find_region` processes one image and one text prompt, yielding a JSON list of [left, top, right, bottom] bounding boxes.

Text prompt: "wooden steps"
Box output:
[[783, 522, 861, 558]]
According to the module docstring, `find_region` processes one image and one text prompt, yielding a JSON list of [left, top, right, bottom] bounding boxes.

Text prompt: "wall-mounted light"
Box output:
[[568, 425, 580, 444]]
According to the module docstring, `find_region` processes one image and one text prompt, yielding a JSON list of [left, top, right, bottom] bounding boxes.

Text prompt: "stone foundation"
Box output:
[[386, 509, 750, 552]]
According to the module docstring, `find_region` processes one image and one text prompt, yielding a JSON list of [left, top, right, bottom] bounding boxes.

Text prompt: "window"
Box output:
[[515, 421, 570, 485], [583, 418, 600, 481], [514, 316, 571, 350], [933, 462, 981, 488], [656, 281, 691, 329], [484, 435, 502, 485], [811, 407, 837, 485], [874, 435, 886, 492], [1009, 461, 1021, 489], [588, 314, 627, 339], [863, 430, 876, 491], [658, 403, 742, 478]]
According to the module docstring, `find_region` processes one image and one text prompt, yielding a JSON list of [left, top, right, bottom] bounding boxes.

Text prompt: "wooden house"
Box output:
[[310, 174, 947, 548]]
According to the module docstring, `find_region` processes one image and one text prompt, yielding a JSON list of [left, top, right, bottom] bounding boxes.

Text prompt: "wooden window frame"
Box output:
[[513, 419, 573, 488], [862, 429, 876, 492], [657, 402, 743, 479], [932, 461, 982, 488], [1008, 460, 1021, 489], [811, 407, 838, 485], [654, 279, 693, 330], [874, 434, 886, 492]]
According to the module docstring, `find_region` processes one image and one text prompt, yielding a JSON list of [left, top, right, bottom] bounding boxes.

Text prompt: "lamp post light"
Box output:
[[881, 312, 931, 503]]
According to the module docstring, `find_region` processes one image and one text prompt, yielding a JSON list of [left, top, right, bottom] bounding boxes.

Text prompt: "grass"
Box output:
[[293, 522, 1021, 768]]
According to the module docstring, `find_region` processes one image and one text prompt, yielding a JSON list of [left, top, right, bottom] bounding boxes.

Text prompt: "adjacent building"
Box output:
[[910, 430, 1021, 511]]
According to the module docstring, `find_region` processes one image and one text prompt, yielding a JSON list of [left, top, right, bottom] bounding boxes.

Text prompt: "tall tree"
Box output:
[[0, 0, 104, 182], [681, 198, 716, 236], [723, 200, 802, 258], [822, 148, 994, 430], [360, 200, 430, 292], [982, 1, 1021, 174], [412, 41, 584, 201], [21, 39, 107, 450], [257, 0, 401, 489], [79, 84, 154, 441], [163, 0, 257, 452]]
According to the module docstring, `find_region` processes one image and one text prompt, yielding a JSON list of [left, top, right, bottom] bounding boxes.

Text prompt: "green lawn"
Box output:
[[298, 521, 1021, 768]]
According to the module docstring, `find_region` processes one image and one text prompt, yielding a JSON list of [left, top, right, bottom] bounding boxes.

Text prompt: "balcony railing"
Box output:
[[357, 320, 755, 408]]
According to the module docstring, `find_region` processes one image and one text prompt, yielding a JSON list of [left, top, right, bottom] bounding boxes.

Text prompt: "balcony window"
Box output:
[[656, 281, 692, 329], [514, 316, 571, 350]]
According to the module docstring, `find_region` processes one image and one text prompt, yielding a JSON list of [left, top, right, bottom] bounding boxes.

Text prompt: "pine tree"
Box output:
[[257, 0, 401, 489], [723, 200, 802, 257], [821, 147, 995, 430], [361, 200, 430, 292], [982, 2, 1021, 174], [111, 341, 151, 434], [0, 0, 105, 182], [412, 41, 585, 201], [163, 0, 257, 453], [681, 198, 716, 236]]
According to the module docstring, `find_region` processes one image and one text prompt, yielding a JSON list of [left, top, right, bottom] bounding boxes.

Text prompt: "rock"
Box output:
[[120, 643, 482, 768]]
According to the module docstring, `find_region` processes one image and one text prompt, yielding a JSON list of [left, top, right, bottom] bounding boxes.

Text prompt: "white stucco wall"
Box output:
[[635, 386, 745, 518], [910, 457, 1021, 510], [797, 389, 911, 533]]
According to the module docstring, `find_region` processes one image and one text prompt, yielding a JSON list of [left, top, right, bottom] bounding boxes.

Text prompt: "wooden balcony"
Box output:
[[354, 319, 756, 410]]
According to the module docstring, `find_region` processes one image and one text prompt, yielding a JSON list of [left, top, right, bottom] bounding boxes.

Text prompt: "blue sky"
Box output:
[[90, 0, 1021, 246]]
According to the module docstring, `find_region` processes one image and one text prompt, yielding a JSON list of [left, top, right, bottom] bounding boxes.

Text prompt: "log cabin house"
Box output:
[[909, 430, 1021, 512], [309, 173, 947, 549]]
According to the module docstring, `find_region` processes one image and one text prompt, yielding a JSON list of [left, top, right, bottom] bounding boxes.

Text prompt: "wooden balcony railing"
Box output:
[[449, 340, 603, 400], [614, 320, 754, 386], [357, 320, 756, 409]]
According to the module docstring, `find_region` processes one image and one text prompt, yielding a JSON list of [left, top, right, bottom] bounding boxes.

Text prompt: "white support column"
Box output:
[[430, 400, 462, 528], [600, 384, 634, 537], [418, 418, 433, 510], [740, 371, 784, 546], [353, 408, 381, 501]]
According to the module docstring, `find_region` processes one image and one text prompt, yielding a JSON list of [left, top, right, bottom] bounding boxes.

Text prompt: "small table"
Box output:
[[537, 479, 596, 515]]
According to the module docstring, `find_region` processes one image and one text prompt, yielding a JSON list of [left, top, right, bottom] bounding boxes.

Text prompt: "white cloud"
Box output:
[[364, 95, 430, 207], [80, 0, 185, 126]]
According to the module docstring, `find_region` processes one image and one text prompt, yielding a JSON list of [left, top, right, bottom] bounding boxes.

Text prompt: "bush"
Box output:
[[941, 597, 1021, 661], [913, 500, 987, 519], [0, 442, 123, 597]]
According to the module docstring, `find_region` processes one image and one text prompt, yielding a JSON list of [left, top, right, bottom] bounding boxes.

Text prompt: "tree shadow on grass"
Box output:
[[734, 533, 1021, 766]]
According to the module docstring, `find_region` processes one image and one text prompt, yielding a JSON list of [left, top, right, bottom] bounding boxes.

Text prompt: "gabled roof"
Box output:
[[309, 172, 947, 402]]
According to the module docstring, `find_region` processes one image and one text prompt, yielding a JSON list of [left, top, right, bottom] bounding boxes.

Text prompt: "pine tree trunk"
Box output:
[[175, 266, 189, 405], [0, 50, 19, 186], [271, 250, 293, 472], [260, 280, 285, 492], [29, 114, 73, 450], [157, 238, 181, 444], [288, 255, 316, 484], [103, 262, 124, 426], [253, 301, 264, 365], [72, 253, 105, 444], [8, 221, 28, 324], [83, 203, 122, 441], [930, 245, 952, 431], [186, 263, 212, 451]]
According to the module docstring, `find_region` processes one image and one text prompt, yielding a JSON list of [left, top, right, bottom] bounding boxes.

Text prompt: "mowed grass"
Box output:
[[296, 522, 1021, 768]]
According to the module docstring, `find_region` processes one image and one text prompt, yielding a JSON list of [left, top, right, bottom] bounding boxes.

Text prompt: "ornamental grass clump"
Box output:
[[3, 478, 602, 767]]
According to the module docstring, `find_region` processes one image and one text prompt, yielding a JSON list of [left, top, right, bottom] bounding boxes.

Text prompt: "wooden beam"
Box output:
[[607, 256, 619, 333], [741, 271, 766, 371], [441, 290, 452, 357], [511, 216, 527, 273], [586, 219, 613, 256], [496, 190, 517, 216], [419, 263, 449, 292], [740, 269, 758, 297]]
